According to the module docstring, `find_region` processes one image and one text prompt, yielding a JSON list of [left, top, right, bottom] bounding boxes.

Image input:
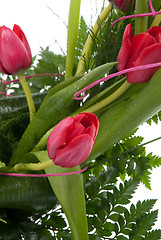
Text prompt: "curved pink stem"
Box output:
[[0, 73, 65, 98], [111, 0, 160, 37], [149, 0, 157, 17], [0, 165, 88, 177], [73, 62, 161, 100], [111, 11, 161, 30]]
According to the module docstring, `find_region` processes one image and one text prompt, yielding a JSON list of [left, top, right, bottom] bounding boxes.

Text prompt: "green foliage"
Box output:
[[89, 8, 134, 69], [0, 209, 70, 240], [30, 47, 65, 92], [74, 16, 89, 73], [89, 131, 161, 190], [0, 168, 160, 239], [84, 170, 161, 239], [147, 110, 161, 125]]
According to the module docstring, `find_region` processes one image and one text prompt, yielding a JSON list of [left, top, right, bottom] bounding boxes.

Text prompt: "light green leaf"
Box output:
[[34, 151, 89, 240]]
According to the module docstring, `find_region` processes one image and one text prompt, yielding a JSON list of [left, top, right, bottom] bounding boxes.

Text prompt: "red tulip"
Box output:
[[0, 24, 32, 75], [117, 24, 161, 83], [47, 113, 99, 168], [109, 0, 135, 12]]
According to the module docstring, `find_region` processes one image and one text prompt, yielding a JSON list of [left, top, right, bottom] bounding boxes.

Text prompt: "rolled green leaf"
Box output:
[[43, 75, 82, 103]]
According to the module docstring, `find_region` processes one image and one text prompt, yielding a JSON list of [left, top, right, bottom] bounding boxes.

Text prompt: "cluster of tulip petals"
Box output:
[[0, 24, 32, 75], [117, 24, 161, 83], [47, 113, 99, 168], [109, 0, 136, 12]]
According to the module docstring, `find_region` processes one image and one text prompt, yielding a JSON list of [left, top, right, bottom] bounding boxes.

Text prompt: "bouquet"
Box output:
[[0, 0, 161, 239]]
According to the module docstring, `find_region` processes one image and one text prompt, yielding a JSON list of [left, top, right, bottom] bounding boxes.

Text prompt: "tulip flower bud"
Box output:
[[109, 0, 135, 12], [0, 24, 32, 75], [117, 24, 161, 83], [47, 113, 99, 168]]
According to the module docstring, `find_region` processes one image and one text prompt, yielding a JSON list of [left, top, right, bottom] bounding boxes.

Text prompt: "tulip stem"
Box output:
[[65, 0, 81, 80], [32, 127, 55, 152], [18, 73, 36, 121], [82, 81, 131, 113], [75, 3, 112, 76], [10, 159, 53, 172], [135, 0, 149, 35]]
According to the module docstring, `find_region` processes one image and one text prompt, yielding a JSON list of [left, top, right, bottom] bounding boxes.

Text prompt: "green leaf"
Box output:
[[86, 176, 100, 200], [0, 176, 57, 211], [74, 16, 88, 68], [117, 235, 128, 240], [31, 47, 65, 92], [130, 210, 158, 239], [141, 170, 152, 190], [0, 92, 46, 121], [144, 230, 161, 240], [36, 151, 89, 240], [135, 199, 157, 218], [147, 153, 161, 168], [113, 206, 126, 214], [99, 167, 119, 185], [108, 213, 119, 221], [116, 179, 140, 205], [103, 221, 115, 231]]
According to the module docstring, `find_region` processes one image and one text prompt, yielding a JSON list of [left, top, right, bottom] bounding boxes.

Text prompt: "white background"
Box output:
[[1, 0, 161, 229]]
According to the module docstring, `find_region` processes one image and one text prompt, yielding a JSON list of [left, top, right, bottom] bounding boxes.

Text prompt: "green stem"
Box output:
[[82, 81, 131, 113], [10, 159, 53, 172], [135, 0, 149, 35], [32, 127, 54, 152], [65, 0, 81, 80], [75, 3, 112, 76], [18, 73, 36, 121]]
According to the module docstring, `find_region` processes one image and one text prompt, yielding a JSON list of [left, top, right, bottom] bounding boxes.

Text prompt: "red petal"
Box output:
[[47, 117, 74, 159], [73, 113, 99, 140], [117, 24, 133, 71], [127, 43, 161, 83], [0, 26, 31, 74], [13, 24, 32, 64], [127, 32, 156, 68], [67, 120, 86, 141], [0, 60, 8, 74], [84, 113, 99, 131], [84, 113, 99, 140], [84, 122, 96, 139], [147, 26, 161, 43], [73, 113, 85, 122], [53, 134, 94, 168]]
